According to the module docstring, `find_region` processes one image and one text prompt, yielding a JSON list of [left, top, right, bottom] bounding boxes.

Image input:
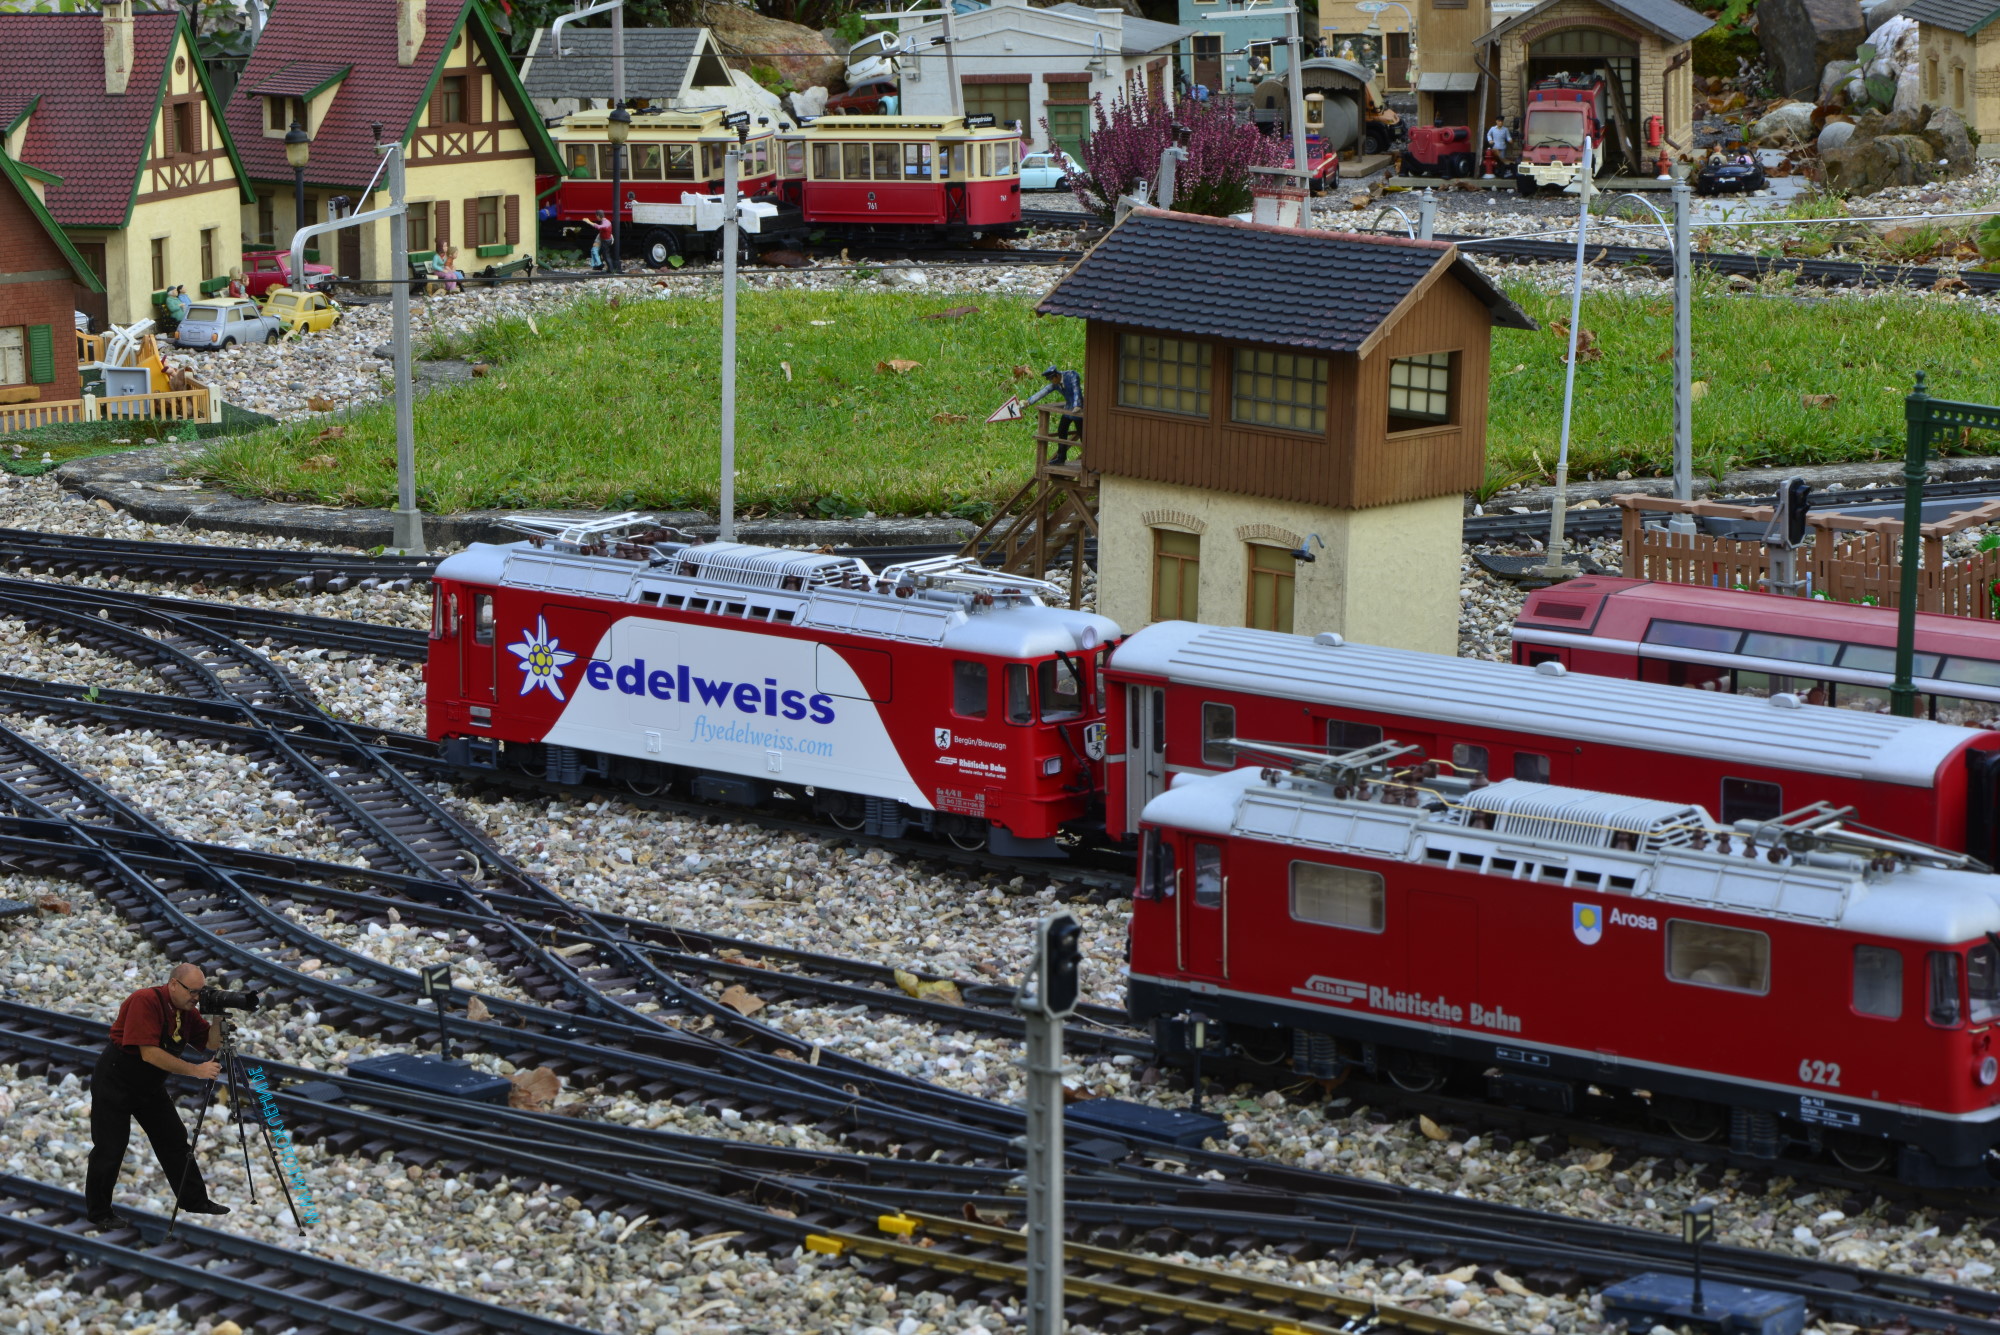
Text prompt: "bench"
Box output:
[[476, 255, 535, 288]]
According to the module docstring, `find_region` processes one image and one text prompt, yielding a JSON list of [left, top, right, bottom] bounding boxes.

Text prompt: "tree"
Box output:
[[1052, 91, 1284, 219]]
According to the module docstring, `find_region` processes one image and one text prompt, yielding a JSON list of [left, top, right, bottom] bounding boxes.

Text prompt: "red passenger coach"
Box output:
[[427, 517, 1117, 855], [1103, 622, 2000, 864], [1129, 748, 2000, 1183], [774, 114, 1023, 237]]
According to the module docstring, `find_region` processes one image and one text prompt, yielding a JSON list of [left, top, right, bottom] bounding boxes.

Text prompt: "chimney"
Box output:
[[1250, 172, 1307, 228], [102, 0, 134, 97], [397, 0, 427, 66]]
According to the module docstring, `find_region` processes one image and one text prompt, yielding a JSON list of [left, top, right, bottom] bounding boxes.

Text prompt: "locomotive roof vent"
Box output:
[[663, 540, 875, 594], [1455, 780, 1709, 853]]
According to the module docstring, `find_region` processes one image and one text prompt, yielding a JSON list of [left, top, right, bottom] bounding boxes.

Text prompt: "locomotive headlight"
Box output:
[[1042, 757, 1062, 776], [1981, 1055, 1999, 1087]]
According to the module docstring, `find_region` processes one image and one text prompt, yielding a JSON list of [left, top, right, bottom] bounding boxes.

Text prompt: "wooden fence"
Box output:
[[1617, 493, 2000, 619], [0, 378, 216, 436]]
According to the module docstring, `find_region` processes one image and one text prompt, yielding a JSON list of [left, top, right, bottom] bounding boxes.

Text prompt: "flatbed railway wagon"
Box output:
[[1103, 621, 2000, 865], [772, 113, 1024, 240], [1129, 745, 2000, 1183], [1513, 577, 2000, 729], [427, 516, 1117, 855]]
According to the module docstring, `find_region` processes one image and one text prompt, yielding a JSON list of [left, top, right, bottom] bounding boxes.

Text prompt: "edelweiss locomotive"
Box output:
[[1130, 741, 2000, 1183], [1104, 622, 2000, 867], [426, 516, 1115, 854]]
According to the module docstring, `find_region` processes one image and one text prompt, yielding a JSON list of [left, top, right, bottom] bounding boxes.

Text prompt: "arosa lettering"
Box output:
[[580, 658, 836, 724]]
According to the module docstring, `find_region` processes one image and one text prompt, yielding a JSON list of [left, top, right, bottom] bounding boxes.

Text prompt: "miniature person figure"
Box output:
[[225, 267, 247, 299], [1194, 82, 1210, 103], [1023, 365, 1084, 465], [588, 209, 614, 271], [439, 246, 463, 295]]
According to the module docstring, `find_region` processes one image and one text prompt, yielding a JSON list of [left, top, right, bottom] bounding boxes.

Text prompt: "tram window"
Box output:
[[1141, 828, 1176, 899], [1720, 777, 1782, 824], [1039, 657, 1082, 722], [750, 139, 770, 174], [1740, 632, 1841, 666], [1514, 752, 1551, 784], [812, 143, 840, 178], [784, 140, 806, 176], [1838, 643, 1942, 677], [1193, 843, 1222, 908], [470, 594, 494, 646], [1643, 620, 1742, 653], [1202, 703, 1236, 767], [872, 142, 900, 179], [1971, 943, 2000, 1024], [1005, 663, 1032, 724], [990, 140, 1017, 176], [1667, 920, 1770, 994], [903, 143, 933, 178], [1942, 659, 2000, 691], [1327, 719, 1382, 751], [1290, 861, 1384, 932], [565, 143, 597, 179], [704, 144, 724, 177], [952, 660, 988, 718], [842, 143, 871, 179], [665, 144, 695, 180], [939, 145, 961, 179], [1929, 951, 1963, 1026], [1853, 945, 1903, 1019], [1451, 743, 1488, 777], [631, 144, 663, 180]]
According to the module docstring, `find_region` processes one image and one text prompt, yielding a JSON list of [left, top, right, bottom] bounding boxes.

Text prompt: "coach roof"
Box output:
[[1110, 621, 1983, 788]]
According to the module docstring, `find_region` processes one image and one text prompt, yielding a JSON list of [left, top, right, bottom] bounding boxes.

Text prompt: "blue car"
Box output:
[[172, 298, 285, 350]]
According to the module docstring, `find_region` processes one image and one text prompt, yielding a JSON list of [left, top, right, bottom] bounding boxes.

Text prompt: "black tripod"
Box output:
[[169, 1019, 305, 1237]]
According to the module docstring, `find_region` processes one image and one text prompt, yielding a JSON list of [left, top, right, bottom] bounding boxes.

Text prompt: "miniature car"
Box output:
[[171, 299, 284, 350], [1018, 151, 1081, 191], [1695, 154, 1768, 195], [240, 249, 335, 297], [261, 286, 342, 334]]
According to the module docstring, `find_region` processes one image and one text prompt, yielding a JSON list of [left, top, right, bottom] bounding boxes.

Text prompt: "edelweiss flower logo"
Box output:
[[505, 615, 579, 700]]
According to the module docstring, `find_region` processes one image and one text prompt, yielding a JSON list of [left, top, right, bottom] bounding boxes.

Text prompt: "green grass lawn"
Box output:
[[200, 280, 2000, 515]]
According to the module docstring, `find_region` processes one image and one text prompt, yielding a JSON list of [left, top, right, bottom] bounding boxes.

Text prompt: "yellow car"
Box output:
[[260, 286, 343, 334]]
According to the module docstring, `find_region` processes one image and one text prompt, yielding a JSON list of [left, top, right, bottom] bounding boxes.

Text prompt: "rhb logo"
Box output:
[[564, 653, 838, 724]]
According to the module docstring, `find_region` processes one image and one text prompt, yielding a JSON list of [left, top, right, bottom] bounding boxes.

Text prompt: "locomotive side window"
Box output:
[[1327, 719, 1383, 751], [1720, 777, 1782, 824], [1666, 920, 1770, 994], [1740, 632, 1842, 666], [1930, 952, 1963, 1026], [1451, 743, 1488, 777], [430, 586, 454, 640], [953, 661, 988, 719], [470, 593, 494, 646], [1838, 644, 1941, 677], [1289, 861, 1384, 932], [1514, 752, 1551, 784], [1193, 843, 1222, 908], [1094, 649, 1107, 714], [1202, 704, 1236, 767], [1970, 943, 2000, 1024], [1006, 664, 1032, 724], [1942, 659, 2000, 691], [1140, 828, 1176, 899], [1852, 945, 1903, 1019], [1643, 620, 1742, 653], [1039, 657, 1082, 722]]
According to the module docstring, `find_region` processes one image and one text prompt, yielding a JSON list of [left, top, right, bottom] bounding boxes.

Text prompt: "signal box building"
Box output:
[[1903, 0, 2000, 158], [1036, 208, 1533, 656]]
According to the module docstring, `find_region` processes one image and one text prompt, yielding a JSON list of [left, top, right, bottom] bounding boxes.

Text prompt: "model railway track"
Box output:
[[1440, 229, 2000, 294], [0, 574, 430, 659], [0, 526, 432, 588]]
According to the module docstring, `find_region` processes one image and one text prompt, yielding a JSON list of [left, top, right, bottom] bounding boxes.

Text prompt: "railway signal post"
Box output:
[[719, 114, 749, 542], [1019, 911, 1082, 1335]]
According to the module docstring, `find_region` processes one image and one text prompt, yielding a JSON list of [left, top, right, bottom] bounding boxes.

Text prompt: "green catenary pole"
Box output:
[[1891, 373, 1930, 718]]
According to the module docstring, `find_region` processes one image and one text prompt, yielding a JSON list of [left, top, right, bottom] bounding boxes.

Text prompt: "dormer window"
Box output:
[[433, 74, 467, 125], [267, 96, 306, 133]]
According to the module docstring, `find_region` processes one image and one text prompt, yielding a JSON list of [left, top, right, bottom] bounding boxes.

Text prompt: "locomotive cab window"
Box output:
[[1930, 951, 1963, 1026], [1193, 843, 1222, 908], [1327, 718, 1383, 751], [1141, 828, 1176, 899], [1290, 861, 1384, 932], [953, 661, 988, 719], [1721, 777, 1782, 824], [1667, 920, 1770, 994], [1202, 703, 1236, 767], [1514, 752, 1551, 784], [1451, 743, 1488, 777], [470, 593, 494, 646], [1853, 945, 1903, 1019], [1005, 664, 1032, 725], [1039, 657, 1082, 722], [430, 587, 456, 640], [1970, 943, 2000, 1024]]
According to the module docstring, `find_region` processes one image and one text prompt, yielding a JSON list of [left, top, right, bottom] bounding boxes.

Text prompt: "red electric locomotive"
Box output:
[[1129, 741, 2000, 1183], [426, 516, 1116, 855], [1103, 621, 2000, 865], [1512, 577, 2000, 729]]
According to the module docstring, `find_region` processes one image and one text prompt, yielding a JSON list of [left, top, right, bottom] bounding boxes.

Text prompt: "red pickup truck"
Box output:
[[240, 250, 334, 297]]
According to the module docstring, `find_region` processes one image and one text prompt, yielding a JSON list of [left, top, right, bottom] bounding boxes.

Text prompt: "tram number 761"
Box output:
[[1798, 1059, 1842, 1088]]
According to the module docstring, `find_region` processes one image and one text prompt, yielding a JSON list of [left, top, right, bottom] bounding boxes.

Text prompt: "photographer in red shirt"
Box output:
[[84, 962, 230, 1228]]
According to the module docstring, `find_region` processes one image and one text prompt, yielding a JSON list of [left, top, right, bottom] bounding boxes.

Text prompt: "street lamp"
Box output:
[[284, 121, 311, 250], [1360, 1, 1416, 90], [605, 102, 630, 274]]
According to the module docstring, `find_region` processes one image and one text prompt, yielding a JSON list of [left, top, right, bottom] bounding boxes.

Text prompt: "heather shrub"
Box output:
[[1048, 92, 1284, 219]]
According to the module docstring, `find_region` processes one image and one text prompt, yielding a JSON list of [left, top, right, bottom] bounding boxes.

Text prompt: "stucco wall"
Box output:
[[898, 0, 1147, 148], [1096, 474, 1462, 655], [1920, 25, 2000, 158]]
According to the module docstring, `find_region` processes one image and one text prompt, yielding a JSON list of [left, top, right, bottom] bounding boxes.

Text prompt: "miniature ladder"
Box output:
[[957, 407, 1098, 609]]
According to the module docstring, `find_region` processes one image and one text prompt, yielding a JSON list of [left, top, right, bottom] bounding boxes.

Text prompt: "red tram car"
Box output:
[[426, 516, 1115, 855], [772, 114, 1024, 238], [1128, 747, 2000, 1183], [1103, 622, 2000, 865]]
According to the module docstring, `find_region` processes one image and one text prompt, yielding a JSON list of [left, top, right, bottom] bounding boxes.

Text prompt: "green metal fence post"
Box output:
[[1892, 373, 1931, 718]]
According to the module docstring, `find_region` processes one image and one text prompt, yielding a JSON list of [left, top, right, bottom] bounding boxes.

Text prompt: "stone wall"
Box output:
[[1488, 3, 1697, 159], [1918, 25, 2000, 158]]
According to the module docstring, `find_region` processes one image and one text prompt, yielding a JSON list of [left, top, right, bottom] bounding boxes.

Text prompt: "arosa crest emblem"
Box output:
[[1572, 903, 1603, 946], [935, 727, 953, 749]]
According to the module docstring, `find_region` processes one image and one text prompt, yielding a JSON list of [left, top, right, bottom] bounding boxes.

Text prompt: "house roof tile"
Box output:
[[1485, 0, 1713, 46], [242, 60, 354, 99], [1036, 208, 1535, 353], [1901, 0, 2000, 34], [519, 26, 725, 102], [0, 149, 101, 289]]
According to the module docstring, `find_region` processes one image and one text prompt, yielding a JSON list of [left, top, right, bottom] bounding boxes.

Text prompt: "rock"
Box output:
[[708, 6, 844, 93], [1749, 100, 1817, 144], [1820, 57, 1860, 103], [1757, 0, 1866, 97], [879, 267, 929, 288], [789, 86, 829, 119], [1917, 102, 1975, 168], [1817, 118, 1857, 153], [1820, 105, 1972, 191]]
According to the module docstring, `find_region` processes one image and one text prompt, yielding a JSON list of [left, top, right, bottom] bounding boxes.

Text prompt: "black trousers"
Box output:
[[85, 1046, 211, 1213], [1055, 413, 1082, 440]]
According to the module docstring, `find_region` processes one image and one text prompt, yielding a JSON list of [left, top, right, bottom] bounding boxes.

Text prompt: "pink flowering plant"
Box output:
[[1049, 92, 1285, 219]]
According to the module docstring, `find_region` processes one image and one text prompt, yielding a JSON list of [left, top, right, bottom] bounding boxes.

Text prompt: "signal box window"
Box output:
[[1971, 942, 2000, 1024], [1119, 334, 1212, 417], [1290, 861, 1384, 932], [1721, 777, 1782, 824], [953, 661, 988, 719], [1246, 544, 1295, 634], [1201, 703, 1236, 767], [1929, 951, 1962, 1026], [1039, 657, 1082, 721], [470, 593, 494, 646], [1152, 529, 1200, 623], [1232, 349, 1327, 434], [1852, 945, 1902, 1019], [1667, 920, 1770, 994], [1005, 664, 1032, 724], [1451, 743, 1487, 777], [1514, 752, 1551, 784], [1387, 352, 1453, 432], [1193, 843, 1222, 908], [1327, 718, 1382, 751]]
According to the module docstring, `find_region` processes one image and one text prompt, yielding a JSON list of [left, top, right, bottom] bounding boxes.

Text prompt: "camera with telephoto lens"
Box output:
[[197, 984, 260, 1012]]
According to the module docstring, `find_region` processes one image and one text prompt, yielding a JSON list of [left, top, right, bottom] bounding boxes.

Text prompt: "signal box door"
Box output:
[[1180, 841, 1228, 981], [1128, 686, 1167, 825], [460, 591, 497, 705]]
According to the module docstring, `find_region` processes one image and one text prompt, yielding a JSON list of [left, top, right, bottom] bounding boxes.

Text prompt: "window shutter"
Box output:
[[463, 199, 478, 252], [26, 325, 54, 385], [434, 199, 451, 249], [504, 194, 520, 246]]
